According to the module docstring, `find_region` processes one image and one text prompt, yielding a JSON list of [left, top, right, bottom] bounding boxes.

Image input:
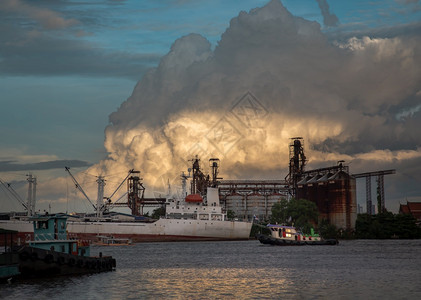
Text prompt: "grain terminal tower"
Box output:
[[219, 138, 394, 231]]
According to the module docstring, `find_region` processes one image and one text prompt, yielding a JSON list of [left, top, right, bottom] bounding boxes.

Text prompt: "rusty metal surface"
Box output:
[[296, 167, 357, 230]]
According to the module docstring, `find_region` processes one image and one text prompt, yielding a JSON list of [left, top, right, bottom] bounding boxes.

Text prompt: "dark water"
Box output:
[[1, 239, 421, 299]]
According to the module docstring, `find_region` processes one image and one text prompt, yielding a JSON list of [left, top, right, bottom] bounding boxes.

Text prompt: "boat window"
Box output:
[[36, 221, 48, 229]]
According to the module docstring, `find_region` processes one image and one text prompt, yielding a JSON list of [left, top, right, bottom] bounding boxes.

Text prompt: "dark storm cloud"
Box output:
[[315, 0, 339, 27], [0, 160, 91, 172]]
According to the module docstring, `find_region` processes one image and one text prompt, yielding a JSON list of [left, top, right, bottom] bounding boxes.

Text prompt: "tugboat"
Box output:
[[256, 224, 338, 246], [16, 214, 115, 278]]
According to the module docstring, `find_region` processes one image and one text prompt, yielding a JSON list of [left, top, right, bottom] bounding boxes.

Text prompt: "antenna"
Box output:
[[26, 173, 37, 216]]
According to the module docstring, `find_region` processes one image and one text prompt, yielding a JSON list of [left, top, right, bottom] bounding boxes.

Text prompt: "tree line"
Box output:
[[254, 198, 421, 239]]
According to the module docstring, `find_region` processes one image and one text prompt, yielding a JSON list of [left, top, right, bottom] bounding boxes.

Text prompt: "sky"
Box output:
[[0, 0, 420, 215]]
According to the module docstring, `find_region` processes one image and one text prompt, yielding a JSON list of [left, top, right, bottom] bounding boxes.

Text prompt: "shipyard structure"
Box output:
[[220, 138, 394, 231], [295, 164, 356, 230]]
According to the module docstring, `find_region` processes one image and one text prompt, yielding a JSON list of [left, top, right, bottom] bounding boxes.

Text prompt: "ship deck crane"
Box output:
[[65, 166, 96, 211], [1, 174, 37, 216], [65, 167, 134, 218], [0, 178, 28, 211]]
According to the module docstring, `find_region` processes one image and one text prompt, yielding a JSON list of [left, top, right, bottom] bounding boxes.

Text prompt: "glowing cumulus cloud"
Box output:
[[83, 0, 420, 200]]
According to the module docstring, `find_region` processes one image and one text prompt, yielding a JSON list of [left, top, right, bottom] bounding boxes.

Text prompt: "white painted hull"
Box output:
[[0, 218, 252, 242]]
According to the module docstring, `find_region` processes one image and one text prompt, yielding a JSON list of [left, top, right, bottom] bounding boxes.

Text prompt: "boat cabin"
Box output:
[[30, 215, 90, 256], [267, 224, 321, 242], [166, 187, 226, 221]]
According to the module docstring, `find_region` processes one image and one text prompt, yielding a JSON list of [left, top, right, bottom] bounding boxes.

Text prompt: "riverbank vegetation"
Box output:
[[253, 198, 421, 239], [355, 212, 421, 239]]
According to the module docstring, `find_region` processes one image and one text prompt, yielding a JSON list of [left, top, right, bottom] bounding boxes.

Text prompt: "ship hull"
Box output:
[[17, 245, 115, 278], [256, 234, 338, 246], [1, 219, 252, 243]]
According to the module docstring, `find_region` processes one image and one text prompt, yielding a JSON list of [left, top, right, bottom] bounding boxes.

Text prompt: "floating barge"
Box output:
[[16, 214, 115, 278]]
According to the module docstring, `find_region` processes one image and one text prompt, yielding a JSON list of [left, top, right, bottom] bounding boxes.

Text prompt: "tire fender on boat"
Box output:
[[56, 256, 65, 265], [44, 254, 54, 264], [76, 259, 84, 267], [19, 251, 30, 261], [68, 258, 75, 266], [30, 252, 38, 261]]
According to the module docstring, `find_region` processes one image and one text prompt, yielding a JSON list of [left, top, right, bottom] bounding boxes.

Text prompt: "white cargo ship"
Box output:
[[0, 159, 252, 243]]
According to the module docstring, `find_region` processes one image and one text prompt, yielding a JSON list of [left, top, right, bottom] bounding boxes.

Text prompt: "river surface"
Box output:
[[1, 239, 421, 299]]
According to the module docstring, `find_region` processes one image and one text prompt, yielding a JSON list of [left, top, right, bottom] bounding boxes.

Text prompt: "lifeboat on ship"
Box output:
[[185, 194, 203, 203]]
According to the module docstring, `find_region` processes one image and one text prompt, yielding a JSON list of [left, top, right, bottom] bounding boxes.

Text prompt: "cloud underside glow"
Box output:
[[84, 0, 421, 195]]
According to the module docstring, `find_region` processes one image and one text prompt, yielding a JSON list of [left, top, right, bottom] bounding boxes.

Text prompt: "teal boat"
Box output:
[[16, 214, 116, 278]]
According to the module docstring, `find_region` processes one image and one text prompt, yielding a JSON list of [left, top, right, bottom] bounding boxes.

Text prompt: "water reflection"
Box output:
[[107, 267, 293, 299], [1, 240, 420, 300]]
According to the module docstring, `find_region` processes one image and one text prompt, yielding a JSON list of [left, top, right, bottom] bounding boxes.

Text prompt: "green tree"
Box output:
[[319, 219, 338, 239], [355, 213, 372, 239], [355, 212, 421, 239], [286, 198, 319, 233], [151, 207, 165, 219], [395, 213, 421, 239], [270, 198, 319, 234], [227, 210, 236, 221], [270, 198, 289, 224]]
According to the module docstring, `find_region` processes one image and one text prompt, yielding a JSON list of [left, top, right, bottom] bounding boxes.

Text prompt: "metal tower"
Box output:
[[353, 169, 396, 214], [285, 137, 306, 195]]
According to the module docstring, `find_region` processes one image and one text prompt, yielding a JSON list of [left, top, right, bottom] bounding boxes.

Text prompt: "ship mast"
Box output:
[[96, 176, 105, 218], [209, 158, 222, 188], [26, 173, 37, 216]]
